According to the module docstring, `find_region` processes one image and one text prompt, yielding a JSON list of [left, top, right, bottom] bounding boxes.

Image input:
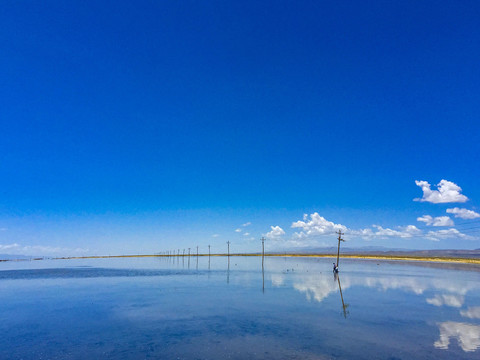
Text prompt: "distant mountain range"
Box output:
[[2, 248, 480, 261], [0, 254, 33, 261], [270, 246, 480, 259]]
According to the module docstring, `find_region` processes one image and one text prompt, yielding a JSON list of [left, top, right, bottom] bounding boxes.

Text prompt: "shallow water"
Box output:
[[1, 256, 479, 359]]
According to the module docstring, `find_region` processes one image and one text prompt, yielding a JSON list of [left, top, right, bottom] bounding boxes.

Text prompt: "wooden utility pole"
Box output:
[[208, 245, 211, 256], [227, 241, 230, 256], [261, 237, 265, 257], [196, 246, 199, 257], [188, 248, 191, 257], [336, 230, 345, 268]]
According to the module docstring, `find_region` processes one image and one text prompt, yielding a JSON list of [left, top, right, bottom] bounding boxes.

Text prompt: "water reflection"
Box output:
[[262, 255, 265, 294], [461, 307, 480, 319], [334, 273, 349, 318], [270, 259, 480, 353], [227, 256, 230, 284], [287, 266, 480, 311], [293, 274, 345, 303], [435, 322, 480, 352], [2, 256, 480, 358], [426, 294, 464, 308]]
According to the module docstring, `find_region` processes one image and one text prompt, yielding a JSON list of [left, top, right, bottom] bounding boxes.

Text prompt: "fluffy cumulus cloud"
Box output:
[[235, 228, 242, 233], [291, 213, 347, 239], [417, 215, 454, 227], [447, 207, 480, 220], [414, 180, 468, 203], [242, 222, 251, 227], [265, 226, 285, 239]]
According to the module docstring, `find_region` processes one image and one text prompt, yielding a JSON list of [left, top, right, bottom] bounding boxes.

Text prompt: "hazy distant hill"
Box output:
[[0, 254, 32, 261], [271, 247, 480, 259]]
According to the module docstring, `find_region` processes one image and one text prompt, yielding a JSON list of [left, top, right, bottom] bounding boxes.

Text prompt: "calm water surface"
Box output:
[[1, 256, 479, 359]]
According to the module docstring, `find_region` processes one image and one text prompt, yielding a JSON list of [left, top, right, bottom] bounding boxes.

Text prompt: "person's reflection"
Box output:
[[334, 272, 349, 318]]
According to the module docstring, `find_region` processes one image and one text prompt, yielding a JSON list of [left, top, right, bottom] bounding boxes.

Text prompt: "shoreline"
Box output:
[[3, 253, 479, 265]]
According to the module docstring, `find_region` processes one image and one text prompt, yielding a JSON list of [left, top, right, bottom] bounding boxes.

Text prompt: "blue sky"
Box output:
[[1, 1, 479, 256]]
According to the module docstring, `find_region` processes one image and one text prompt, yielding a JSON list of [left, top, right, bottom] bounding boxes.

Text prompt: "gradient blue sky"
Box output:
[[1, 1, 479, 255]]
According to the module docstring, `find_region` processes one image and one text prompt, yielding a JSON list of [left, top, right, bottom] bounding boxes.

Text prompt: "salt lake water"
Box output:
[[1, 255, 479, 359]]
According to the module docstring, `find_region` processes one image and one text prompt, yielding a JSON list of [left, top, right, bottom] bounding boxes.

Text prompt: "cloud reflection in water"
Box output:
[[435, 322, 480, 352]]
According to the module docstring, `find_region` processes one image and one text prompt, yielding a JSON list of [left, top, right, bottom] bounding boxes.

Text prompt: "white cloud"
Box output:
[[291, 213, 347, 239], [243, 232, 250, 236], [352, 225, 421, 240], [417, 215, 454, 227], [425, 228, 470, 241], [242, 222, 251, 227], [414, 180, 468, 203], [212, 234, 220, 238], [461, 307, 480, 319], [0, 243, 21, 251], [426, 294, 464, 308], [447, 207, 480, 220], [234, 228, 242, 233], [352, 224, 472, 242], [0, 243, 89, 256], [265, 226, 285, 239], [434, 322, 480, 352], [416, 215, 434, 225]]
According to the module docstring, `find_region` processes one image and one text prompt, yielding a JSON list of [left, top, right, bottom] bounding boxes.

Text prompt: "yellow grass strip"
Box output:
[[46, 253, 480, 265]]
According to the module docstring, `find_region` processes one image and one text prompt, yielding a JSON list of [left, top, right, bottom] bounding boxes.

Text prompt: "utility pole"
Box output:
[[208, 245, 211, 257], [227, 241, 230, 257], [336, 230, 345, 268], [261, 237, 265, 257], [188, 248, 190, 257], [196, 246, 198, 257]]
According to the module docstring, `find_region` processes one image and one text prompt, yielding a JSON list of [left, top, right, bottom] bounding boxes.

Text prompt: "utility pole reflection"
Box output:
[[261, 237, 266, 293], [334, 272, 349, 318], [227, 256, 230, 284]]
